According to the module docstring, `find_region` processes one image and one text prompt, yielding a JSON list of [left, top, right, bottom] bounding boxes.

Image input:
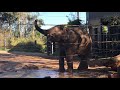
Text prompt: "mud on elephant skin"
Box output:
[[34, 20, 92, 73]]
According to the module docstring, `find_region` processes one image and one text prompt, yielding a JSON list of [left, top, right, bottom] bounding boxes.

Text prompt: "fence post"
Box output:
[[105, 33, 107, 58]]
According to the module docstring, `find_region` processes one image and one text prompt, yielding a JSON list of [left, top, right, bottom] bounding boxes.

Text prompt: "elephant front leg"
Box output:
[[59, 46, 66, 72], [59, 57, 65, 72], [66, 56, 73, 73], [78, 60, 88, 70], [78, 55, 88, 70]]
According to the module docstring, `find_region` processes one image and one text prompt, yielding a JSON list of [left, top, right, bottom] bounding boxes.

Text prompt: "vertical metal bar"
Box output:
[[105, 33, 107, 57], [51, 42, 53, 55], [77, 12, 79, 20]]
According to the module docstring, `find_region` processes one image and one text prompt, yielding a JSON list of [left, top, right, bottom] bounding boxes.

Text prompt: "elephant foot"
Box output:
[[59, 68, 65, 72], [66, 69, 73, 73], [77, 66, 88, 71]]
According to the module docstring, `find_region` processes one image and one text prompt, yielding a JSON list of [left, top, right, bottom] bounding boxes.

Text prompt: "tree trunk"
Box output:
[[9, 25, 12, 38], [4, 30, 6, 50], [32, 26, 35, 39]]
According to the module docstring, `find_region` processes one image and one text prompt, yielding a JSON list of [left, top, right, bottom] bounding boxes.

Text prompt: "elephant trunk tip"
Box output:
[[34, 19, 38, 26], [35, 19, 37, 22]]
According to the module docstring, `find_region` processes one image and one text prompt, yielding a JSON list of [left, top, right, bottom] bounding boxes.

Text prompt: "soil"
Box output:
[[0, 51, 117, 78]]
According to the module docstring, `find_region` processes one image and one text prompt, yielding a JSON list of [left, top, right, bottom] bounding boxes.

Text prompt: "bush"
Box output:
[[8, 37, 47, 53], [101, 16, 120, 25]]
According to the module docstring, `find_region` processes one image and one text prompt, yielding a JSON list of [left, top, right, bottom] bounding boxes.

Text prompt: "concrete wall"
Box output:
[[87, 12, 120, 25]]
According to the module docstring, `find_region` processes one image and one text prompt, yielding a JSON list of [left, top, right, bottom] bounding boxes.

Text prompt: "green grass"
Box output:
[[0, 48, 10, 51]]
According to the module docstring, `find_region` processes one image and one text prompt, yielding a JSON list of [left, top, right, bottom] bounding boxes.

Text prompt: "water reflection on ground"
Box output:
[[0, 51, 110, 78], [0, 68, 108, 78]]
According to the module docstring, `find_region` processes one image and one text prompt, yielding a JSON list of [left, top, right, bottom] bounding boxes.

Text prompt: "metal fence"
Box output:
[[90, 25, 120, 58]]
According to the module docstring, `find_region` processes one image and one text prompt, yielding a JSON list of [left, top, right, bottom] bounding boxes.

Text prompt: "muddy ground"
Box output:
[[0, 51, 115, 78]]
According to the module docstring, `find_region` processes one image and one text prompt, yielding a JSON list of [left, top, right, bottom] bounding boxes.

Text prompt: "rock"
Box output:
[[22, 64, 39, 70], [108, 55, 120, 71], [108, 73, 119, 78], [89, 55, 120, 73], [103, 58, 117, 70]]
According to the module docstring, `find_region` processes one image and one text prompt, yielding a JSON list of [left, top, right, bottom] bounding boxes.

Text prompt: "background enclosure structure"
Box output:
[[90, 25, 120, 58]]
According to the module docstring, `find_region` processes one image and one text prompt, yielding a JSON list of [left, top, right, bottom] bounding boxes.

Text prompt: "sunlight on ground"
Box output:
[[0, 51, 114, 78]]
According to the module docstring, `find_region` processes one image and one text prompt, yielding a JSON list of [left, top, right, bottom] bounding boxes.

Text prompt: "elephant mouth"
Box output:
[[47, 35, 61, 42]]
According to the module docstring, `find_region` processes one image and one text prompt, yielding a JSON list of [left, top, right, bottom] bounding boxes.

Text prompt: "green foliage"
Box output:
[[0, 12, 46, 53], [67, 19, 82, 25], [101, 16, 120, 25], [0, 47, 5, 50], [102, 25, 108, 33], [66, 12, 82, 25], [0, 12, 18, 24]]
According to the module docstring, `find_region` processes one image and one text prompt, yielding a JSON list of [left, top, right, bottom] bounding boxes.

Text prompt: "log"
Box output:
[[108, 71, 119, 78], [89, 55, 120, 78], [89, 56, 120, 70]]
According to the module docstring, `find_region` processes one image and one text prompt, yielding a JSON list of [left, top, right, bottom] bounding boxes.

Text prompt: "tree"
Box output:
[[27, 13, 44, 39], [67, 12, 82, 25], [6, 12, 44, 38], [0, 12, 19, 49]]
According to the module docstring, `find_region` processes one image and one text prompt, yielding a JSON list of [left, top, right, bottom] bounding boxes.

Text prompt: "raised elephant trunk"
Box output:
[[34, 20, 48, 36]]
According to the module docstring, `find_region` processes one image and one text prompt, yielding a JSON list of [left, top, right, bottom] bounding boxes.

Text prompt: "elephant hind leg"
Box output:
[[66, 56, 73, 73], [78, 55, 88, 70]]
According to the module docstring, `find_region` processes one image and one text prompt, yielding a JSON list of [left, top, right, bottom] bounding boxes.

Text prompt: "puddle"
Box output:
[[0, 51, 110, 78], [0, 68, 109, 78]]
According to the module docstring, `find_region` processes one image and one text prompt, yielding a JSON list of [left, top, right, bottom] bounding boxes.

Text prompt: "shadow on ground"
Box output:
[[8, 51, 58, 60]]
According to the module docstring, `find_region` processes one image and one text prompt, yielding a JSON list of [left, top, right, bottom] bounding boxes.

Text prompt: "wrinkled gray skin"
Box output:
[[34, 20, 92, 73]]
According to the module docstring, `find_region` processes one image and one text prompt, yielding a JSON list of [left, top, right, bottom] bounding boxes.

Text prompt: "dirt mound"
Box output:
[[22, 64, 39, 70]]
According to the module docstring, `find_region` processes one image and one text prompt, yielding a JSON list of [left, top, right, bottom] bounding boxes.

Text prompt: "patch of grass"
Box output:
[[0, 47, 5, 50], [0, 48, 10, 51]]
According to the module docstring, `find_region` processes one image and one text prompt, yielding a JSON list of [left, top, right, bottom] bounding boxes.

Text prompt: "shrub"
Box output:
[[8, 37, 47, 53]]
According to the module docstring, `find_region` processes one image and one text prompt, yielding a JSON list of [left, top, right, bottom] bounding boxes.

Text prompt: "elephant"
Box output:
[[34, 20, 92, 73]]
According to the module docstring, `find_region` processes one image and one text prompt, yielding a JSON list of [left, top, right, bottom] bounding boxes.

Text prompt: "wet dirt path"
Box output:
[[0, 51, 109, 78]]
